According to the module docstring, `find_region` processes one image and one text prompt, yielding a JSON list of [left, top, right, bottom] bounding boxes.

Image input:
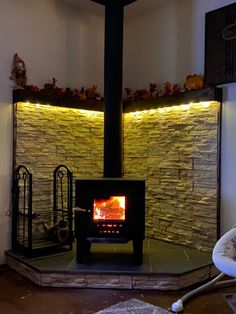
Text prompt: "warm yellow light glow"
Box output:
[[19, 102, 103, 118], [128, 111, 143, 118], [182, 104, 190, 110], [124, 101, 218, 119], [79, 109, 103, 117], [36, 104, 51, 109], [18, 100, 216, 121], [34, 103, 62, 110], [202, 101, 210, 108]]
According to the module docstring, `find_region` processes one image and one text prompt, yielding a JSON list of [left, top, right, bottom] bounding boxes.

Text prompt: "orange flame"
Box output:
[[93, 196, 125, 220]]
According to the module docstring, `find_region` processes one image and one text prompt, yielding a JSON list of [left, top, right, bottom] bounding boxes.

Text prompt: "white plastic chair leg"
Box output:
[[171, 272, 225, 312]]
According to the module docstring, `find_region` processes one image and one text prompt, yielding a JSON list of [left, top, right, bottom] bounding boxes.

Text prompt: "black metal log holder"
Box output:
[[12, 165, 33, 253], [11, 164, 73, 257], [53, 165, 73, 248]]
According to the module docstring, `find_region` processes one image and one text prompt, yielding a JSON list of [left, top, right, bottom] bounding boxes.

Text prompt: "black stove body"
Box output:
[[75, 178, 145, 264], [74, 0, 145, 265]]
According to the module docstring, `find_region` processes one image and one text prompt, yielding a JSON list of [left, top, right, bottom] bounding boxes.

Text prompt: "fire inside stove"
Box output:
[[93, 196, 125, 221]]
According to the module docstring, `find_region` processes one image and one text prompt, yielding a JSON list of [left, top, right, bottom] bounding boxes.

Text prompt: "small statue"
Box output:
[[9, 53, 27, 88]]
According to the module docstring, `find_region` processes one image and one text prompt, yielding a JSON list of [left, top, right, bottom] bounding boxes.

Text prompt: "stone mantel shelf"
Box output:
[[13, 87, 222, 113]]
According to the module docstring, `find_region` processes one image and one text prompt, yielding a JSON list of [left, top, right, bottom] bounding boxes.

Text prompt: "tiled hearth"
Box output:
[[5, 238, 218, 290]]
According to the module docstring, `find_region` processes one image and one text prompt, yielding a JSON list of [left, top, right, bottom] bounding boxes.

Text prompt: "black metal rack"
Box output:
[[12, 164, 73, 256]]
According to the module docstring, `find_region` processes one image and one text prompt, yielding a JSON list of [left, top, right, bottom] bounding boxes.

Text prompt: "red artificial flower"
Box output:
[[172, 83, 181, 94], [149, 82, 157, 95], [163, 81, 172, 96]]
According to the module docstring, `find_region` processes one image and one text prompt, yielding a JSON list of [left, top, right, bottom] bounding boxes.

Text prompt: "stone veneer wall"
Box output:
[[15, 103, 104, 215], [15, 100, 220, 252], [124, 101, 220, 252]]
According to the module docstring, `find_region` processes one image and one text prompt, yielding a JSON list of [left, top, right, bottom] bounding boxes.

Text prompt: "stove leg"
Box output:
[[76, 237, 91, 263], [132, 238, 143, 265]]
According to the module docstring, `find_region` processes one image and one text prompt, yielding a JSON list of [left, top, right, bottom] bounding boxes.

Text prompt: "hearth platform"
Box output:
[[5, 238, 218, 290]]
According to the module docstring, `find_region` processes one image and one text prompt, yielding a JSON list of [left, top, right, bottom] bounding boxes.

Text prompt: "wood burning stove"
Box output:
[[75, 178, 145, 264], [74, 0, 145, 265]]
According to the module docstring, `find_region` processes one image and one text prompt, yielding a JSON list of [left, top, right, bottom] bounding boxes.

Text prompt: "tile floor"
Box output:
[[6, 238, 212, 275]]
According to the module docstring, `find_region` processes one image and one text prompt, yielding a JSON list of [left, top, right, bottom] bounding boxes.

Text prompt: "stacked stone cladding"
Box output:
[[123, 102, 220, 252], [15, 101, 220, 252], [15, 103, 104, 240]]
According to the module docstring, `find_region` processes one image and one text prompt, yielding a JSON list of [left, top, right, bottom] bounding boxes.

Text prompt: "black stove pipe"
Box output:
[[92, 0, 137, 178]]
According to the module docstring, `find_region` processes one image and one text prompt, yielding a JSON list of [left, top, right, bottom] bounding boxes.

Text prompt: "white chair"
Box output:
[[171, 227, 236, 312]]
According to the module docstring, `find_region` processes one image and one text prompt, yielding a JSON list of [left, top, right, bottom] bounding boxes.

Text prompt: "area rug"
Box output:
[[95, 298, 172, 314]]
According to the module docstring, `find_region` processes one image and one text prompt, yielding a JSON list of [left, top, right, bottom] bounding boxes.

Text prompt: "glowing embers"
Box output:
[[93, 196, 125, 221]]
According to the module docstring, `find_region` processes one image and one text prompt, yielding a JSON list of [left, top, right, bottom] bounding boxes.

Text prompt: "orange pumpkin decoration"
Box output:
[[184, 74, 204, 91]]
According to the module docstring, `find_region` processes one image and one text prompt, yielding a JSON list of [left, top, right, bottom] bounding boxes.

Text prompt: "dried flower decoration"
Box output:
[[10, 53, 27, 88], [149, 82, 157, 97]]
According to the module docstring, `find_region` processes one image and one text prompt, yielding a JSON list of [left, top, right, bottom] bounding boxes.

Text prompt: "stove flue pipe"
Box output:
[[91, 0, 137, 178]]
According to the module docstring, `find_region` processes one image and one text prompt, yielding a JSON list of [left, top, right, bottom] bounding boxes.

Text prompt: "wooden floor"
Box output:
[[1, 264, 236, 314]]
